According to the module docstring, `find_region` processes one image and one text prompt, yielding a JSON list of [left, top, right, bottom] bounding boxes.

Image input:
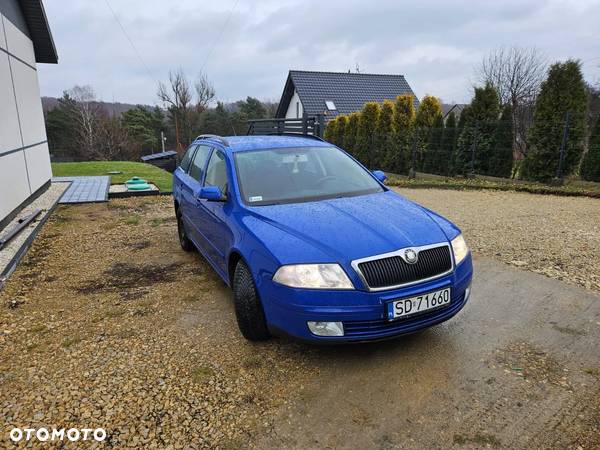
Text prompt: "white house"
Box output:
[[0, 0, 57, 231]]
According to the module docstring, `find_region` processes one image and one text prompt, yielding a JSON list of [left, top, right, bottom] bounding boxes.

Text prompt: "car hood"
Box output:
[[244, 190, 454, 264]]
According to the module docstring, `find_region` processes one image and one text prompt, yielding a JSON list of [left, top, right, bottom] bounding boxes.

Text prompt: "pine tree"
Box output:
[[45, 93, 80, 158], [415, 95, 443, 171], [581, 115, 600, 181], [324, 117, 337, 143], [375, 100, 394, 170], [334, 115, 347, 148], [441, 112, 457, 176], [454, 83, 500, 176], [522, 60, 588, 181], [390, 94, 415, 174], [422, 114, 445, 174], [488, 104, 514, 178], [343, 112, 360, 157], [357, 102, 380, 167]]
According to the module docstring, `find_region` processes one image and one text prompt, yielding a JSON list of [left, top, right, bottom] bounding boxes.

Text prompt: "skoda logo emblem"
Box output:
[[404, 248, 418, 264]]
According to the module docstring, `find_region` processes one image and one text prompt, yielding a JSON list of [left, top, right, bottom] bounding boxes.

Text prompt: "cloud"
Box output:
[[37, 0, 600, 105]]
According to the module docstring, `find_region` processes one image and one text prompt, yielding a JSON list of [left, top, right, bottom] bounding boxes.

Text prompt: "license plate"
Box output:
[[387, 287, 451, 320]]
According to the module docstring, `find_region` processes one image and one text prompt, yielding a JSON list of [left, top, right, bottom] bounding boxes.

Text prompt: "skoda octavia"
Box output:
[[173, 134, 473, 342]]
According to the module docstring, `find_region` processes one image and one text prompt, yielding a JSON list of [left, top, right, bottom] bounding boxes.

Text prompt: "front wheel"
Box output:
[[177, 212, 194, 252], [232, 261, 271, 341]]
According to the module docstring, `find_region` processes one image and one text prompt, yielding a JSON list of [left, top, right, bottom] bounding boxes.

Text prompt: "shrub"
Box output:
[[522, 60, 588, 181], [334, 115, 347, 148], [488, 104, 514, 178], [581, 115, 600, 181], [324, 117, 337, 143], [375, 100, 395, 170], [415, 95, 443, 171], [343, 112, 361, 156], [454, 83, 501, 176], [357, 102, 380, 167], [390, 95, 415, 174]]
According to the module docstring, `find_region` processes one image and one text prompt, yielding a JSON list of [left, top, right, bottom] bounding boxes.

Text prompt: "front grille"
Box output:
[[357, 245, 452, 289]]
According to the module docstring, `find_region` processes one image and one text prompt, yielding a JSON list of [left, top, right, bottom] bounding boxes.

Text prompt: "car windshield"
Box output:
[[234, 146, 384, 205]]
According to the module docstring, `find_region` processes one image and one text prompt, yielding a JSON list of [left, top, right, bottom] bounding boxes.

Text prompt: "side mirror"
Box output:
[[372, 170, 387, 183], [196, 186, 225, 202]]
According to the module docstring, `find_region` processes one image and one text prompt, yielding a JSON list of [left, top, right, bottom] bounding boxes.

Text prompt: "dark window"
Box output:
[[204, 150, 228, 193], [179, 145, 197, 172], [188, 145, 212, 182]]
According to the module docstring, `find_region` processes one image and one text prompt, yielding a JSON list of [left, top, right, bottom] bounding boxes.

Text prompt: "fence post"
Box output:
[[469, 122, 478, 178], [409, 133, 417, 179], [555, 111, 570, 181]]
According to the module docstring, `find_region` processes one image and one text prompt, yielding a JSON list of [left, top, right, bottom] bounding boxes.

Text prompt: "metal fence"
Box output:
[[329, 115, 593, 183]]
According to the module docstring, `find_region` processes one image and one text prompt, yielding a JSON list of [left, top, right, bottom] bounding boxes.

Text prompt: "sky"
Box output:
[[38, 0, 600, 106]]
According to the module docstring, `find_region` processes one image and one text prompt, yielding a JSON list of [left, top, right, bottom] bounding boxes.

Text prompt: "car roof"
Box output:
[[193, 135, 331, 153]]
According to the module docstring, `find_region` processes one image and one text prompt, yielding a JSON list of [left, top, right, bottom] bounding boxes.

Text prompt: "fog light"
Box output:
[[465, 285, 471, 301], [307, 321, 344, 337]]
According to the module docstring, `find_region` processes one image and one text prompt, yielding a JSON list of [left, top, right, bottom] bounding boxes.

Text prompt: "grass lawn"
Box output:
[[52, 161, 173, 191]]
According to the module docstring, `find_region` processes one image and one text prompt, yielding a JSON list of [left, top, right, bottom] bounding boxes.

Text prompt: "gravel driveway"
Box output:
[[395, 188, 600, 293], [1, 190, 598, 449]]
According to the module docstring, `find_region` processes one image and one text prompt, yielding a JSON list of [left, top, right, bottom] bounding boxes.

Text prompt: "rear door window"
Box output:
[[188, 145, 213, 182], [179, 145, 197, 172]]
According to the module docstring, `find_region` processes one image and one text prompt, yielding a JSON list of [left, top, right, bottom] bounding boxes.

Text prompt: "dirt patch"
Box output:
[[495, 341, 572, 390], [77, 261, 183, 294]]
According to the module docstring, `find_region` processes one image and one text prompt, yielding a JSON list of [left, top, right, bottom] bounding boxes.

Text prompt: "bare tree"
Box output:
[[194, 72, 215, 113], [67, 85, 103, 159], [478, 47, 547, 158], [158, 69, 193, 151]]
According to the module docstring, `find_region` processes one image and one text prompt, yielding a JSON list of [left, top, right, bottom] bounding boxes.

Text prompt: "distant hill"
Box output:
[[41, 96, 153, 115]]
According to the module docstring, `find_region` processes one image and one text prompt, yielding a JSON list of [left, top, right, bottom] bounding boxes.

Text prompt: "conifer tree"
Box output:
[[454, 83, 500, 175], [343, 112, 360, 157], [489, 104, 514, 178], [357, 102, 380, 167], [375, 100, 394, 170], [390, 94, 415, 174], [334, 115, 347, 148], [581, 115, 600, 181], [415, 95, 443, 171], [324, 117, 337, 144], [522, 60, 588, 181]]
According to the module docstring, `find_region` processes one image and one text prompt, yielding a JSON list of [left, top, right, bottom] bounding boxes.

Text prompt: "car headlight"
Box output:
[[451, 234, 469, 265], [273, 264, 354, 289]]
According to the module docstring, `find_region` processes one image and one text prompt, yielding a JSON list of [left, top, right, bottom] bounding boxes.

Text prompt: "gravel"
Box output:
[[0, 198, 316, 449], [1, 189, 598, 448], [395, 188, 600, 293]]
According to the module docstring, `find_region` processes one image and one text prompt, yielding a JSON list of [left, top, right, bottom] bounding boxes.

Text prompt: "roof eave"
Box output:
[[18, 0, 58, 64]]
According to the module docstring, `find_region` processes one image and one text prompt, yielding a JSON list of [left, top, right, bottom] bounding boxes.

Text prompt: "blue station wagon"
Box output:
[[173, 134, 473, 342]]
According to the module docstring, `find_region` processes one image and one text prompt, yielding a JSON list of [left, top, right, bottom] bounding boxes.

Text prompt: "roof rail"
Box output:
[[194, 134, 229, 146], [261, 132, 325, 142]]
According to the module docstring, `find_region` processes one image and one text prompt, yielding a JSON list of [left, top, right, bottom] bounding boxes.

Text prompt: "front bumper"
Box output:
[[258, 254, 473, 343]]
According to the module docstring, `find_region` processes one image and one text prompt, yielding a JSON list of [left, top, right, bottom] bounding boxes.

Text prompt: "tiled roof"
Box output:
[[276, 70, 418, 118]]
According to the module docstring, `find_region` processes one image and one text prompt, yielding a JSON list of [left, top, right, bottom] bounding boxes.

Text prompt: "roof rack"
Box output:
[[194, 134, 229, 146], [247, 115, 326, 139], [260, 132, 325, 142]]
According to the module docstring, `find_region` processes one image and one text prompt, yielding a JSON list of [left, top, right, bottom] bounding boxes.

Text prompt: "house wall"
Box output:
[[0, 0, 52, 227], [285, 89, 303, 119]]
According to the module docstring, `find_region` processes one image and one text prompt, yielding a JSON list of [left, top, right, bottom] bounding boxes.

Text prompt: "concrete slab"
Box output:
[[53, 176, 110, 204], [257, 257, 600, 449]]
